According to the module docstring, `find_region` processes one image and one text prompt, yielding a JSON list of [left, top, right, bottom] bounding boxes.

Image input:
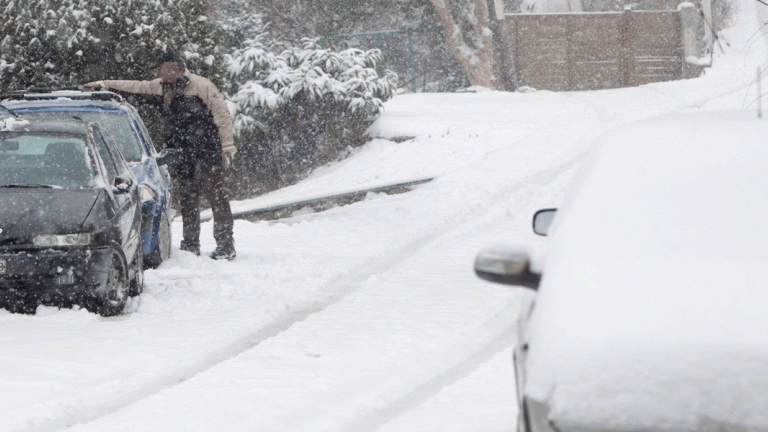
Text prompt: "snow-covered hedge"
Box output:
[[0, 0, 225, 91], [227, 37, 398, 192]]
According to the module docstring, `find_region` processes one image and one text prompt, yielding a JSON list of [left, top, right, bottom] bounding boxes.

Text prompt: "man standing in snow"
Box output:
[[85, 52, 237, 260]]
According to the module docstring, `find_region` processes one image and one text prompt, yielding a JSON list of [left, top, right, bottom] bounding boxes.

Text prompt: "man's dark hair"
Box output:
[[151, 51, 186, 70]]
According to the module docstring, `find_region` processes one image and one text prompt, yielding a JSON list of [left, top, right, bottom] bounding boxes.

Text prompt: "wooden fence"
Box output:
[[504, 9, 697, 91]]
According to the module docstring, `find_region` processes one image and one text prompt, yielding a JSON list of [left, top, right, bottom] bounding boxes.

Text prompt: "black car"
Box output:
[[1, 89, 174, 268], [0, 117, 143, 316]]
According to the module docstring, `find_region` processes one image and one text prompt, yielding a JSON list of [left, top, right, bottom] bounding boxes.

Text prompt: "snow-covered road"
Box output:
[[2, 1, 766, 430]]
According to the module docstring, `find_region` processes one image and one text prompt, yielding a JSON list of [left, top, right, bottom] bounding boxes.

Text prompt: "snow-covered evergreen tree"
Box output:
[[248, 0, 383, 44], [244, 0, 473, 92], [179, 0, 225, 86], [216, 3, 270, 52], [0, 0, 226, 91], [228, 36, 398, 191]]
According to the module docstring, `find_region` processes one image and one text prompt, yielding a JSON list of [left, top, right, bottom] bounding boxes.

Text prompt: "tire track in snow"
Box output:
[[338, 155, 589, 432], [344, 302, 518, 432]]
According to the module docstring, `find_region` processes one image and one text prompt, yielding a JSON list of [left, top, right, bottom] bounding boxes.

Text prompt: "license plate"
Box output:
[[0, 259, 5, 275]]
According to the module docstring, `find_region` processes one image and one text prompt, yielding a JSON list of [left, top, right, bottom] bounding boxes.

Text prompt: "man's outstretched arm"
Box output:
[[84, 79, 163, 96]]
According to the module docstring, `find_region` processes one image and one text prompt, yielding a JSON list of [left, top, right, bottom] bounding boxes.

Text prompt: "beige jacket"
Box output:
[[93, 71, 236, 157]]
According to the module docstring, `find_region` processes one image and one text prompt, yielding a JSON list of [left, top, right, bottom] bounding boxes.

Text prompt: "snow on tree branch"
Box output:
[[228, 37, 398, 138]]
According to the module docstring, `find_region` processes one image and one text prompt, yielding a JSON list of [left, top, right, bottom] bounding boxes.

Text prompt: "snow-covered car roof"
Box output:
[[1, 91, 129, 116], [525, 110, 768, 430], [1, 89, 126, 103]]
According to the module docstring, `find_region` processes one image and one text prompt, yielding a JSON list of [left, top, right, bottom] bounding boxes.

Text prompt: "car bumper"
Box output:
[[0, 247, 114, 301]]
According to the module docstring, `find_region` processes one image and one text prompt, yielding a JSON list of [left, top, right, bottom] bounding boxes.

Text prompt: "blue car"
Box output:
[[1, 90, 174, 268]]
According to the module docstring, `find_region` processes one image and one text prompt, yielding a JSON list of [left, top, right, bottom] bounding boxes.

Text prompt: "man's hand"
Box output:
[[83, 81, 105, 90], [223, 153, 233, 171]]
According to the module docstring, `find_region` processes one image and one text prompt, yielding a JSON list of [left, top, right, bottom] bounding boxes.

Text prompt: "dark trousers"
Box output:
[[178, 164, 234, 249]]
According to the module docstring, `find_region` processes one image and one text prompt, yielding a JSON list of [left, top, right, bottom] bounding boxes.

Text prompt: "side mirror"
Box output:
[[474, 247, 541, 290], [533, 208, 557, 236], [113, 175, 133, 194]]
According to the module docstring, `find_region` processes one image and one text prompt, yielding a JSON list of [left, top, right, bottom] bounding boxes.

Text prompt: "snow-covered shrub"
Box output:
[[228, 37, 398, 192], [0, 0, 226, 92]]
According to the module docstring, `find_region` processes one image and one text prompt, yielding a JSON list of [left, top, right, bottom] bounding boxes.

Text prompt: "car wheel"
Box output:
[[95, 254, 128, 317], [145, 211, 171, 269], [129, 237, 144, 297]]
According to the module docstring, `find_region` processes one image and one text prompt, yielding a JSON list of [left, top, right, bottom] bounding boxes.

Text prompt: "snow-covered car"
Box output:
[[474, 111, 768, 432], [0, 89, 173, 268], [0, 118, 143, 316]]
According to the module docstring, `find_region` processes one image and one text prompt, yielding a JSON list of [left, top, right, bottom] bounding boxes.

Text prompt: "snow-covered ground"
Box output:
[[2, 0, 767, 430]]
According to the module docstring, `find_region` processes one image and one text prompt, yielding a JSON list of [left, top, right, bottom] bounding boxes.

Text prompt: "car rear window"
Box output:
[[0, 133, 93, 188]]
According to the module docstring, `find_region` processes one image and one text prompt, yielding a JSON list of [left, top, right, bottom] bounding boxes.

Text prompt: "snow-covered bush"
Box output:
[[0, 0, 226, 91], [228, 37, 398, 192]]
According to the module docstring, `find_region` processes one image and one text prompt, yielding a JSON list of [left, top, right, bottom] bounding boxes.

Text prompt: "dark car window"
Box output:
[[0, 133, 93, 188], [22, 112, 143, 162], [91, 132, 118, 185], [80, 113, 143, 162]]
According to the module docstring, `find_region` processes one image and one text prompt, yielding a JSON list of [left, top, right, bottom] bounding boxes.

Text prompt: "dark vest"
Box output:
[[159, 76, 223, 177]]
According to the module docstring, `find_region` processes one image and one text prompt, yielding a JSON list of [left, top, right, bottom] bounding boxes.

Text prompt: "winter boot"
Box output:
[[209, 244, 236, 261], [179, 240, 200, 256]]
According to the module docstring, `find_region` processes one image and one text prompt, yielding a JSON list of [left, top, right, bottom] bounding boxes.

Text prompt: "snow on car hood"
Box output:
[[523, 111, 768, 430], [0, 189, 102, 243]]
